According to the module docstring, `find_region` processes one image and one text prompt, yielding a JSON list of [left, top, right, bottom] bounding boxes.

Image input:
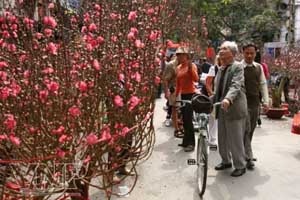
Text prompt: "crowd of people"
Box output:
[[160, 40, 270, 177]]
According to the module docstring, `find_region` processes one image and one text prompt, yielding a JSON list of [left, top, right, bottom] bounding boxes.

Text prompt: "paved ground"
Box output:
[[92, 98, 300, 200]]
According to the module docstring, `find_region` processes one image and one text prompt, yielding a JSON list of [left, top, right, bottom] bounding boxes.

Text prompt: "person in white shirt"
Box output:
[[205, 55, 221, 148], [242, 42, 269, 170]]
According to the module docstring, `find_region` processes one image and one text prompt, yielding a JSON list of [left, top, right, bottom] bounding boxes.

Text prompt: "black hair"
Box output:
[[242, 42, 257, 51]]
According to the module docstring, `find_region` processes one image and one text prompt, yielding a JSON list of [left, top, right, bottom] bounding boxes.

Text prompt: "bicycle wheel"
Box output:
[[196, 134, 208, 197]]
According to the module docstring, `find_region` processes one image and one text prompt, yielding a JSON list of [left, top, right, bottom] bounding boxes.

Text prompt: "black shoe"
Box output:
[[178, 143, 186, 147], [257, 118, 262, 125], [246, 160, 255, 170], [215, 163, 232, 170], [231, 168, 246, 177], [184, 145, 194, 152]]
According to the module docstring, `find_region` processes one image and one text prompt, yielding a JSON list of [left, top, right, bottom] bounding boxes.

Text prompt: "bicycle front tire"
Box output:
[[197, 134, 208, 197]]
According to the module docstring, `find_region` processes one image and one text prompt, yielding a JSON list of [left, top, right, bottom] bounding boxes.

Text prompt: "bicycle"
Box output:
[[177, 95, 220, 197]]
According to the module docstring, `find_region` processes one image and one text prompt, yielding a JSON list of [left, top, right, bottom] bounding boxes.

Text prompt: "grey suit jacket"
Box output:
[[213, 61, 248, 120]]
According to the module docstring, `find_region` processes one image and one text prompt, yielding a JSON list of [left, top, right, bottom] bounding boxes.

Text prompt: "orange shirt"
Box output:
[[176, 63, 199, 95]]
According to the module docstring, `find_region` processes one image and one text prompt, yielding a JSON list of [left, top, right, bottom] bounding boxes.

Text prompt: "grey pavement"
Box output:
[[91, 98, 300, 200]]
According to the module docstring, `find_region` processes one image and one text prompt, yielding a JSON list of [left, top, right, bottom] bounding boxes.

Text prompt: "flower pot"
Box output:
[[266, 107, 288, 119], [281, 103, 289, 115]]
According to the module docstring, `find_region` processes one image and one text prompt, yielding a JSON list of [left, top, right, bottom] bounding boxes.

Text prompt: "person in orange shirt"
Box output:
[[176, 47, 199, 152]]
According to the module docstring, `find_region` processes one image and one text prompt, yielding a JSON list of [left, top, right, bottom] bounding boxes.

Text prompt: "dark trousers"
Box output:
[[181, 93, 195, 147], [166, 100, 172, 119], [245, 105, 259, 160]]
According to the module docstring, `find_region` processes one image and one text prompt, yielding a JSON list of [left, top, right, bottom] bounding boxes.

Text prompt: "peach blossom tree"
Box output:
[[0, 0, 201, 199]]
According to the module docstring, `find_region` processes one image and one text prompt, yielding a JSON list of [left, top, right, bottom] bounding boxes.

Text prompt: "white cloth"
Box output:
[[207, 65, 216, 77], [208, 115, 218, 145], [200, 73, 208, 84]]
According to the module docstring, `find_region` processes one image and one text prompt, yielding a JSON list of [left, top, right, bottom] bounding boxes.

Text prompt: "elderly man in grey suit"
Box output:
[[212, 41, 248, 177]]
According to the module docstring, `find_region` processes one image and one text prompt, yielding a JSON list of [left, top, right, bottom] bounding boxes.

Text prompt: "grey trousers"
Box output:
[[218, 112, 246, 169], [244, 106, 259, 160]]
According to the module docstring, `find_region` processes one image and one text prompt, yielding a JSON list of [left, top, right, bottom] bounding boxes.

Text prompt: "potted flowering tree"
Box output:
[[266, 47, 300, 119]]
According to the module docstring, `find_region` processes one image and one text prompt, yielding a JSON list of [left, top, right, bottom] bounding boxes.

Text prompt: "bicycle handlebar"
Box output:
[[176, 100, 221, 107]]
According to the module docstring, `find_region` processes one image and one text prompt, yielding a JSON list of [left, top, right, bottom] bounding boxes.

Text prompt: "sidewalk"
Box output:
[[91, 98, 300, 200]]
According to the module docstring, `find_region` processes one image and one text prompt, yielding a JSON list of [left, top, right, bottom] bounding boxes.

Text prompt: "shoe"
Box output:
[[231, 168, 246, 177], [178, 143, 186, 147], [184, 145, 194, 152], [215, 163, 232, 170], [118, 167, 134, 176], [164, 119, 171, 127], [246, 160, 255, 170], [174, 129, 184, 138], [257, 118, 262, 125]]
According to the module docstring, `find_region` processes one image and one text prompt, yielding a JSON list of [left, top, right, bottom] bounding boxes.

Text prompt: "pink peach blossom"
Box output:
[[114, 95, 124, 107], [52, 126, 65, 135], [9, 134, 20, 146], [46, 81, 59, 93], [120, 127, 130, 137], [127, 32, 135, 40], [111, 36, 117, 42], [128, 96, 140, 111], [94, 4, 101, 11], [81, 26, 87, 33], [97, 36, 105, 44], [56, 148, 66, 158], [155, 76, 161, 85], [93, 59, 101, 70], [42, 67, 54, 74], [68, 106, 81, 117], [76, 81, 88, 92], [84, 155, 91, 164], [47, 42, 58, 55], [0, 134, 8, 141], [88, 23, 97, 32], [135, 40, 145, 48], [0, 87, 9, 100], [86, 132, 99, 145], [99, 129, 112, 142], [84, 13, 90, 22], [118, 73, 125, 82], [132, 62, 139, 68], [7, 44, 16, 52], [146, 8, 155, 15], [11, 24, 18, 30], [43, 16, 57, 28], [48, 3, 55, 9], [19, 54, 28, 63], [0, 71, 7, 80], [59, 135, 68, 143], [128, 11, 137, 21], [10, 81, 21, 97], [12, 31, 18, 38], [130, 27, 138, 35], [149, 31, 158, 41], [44, 28, 53, 37], [39, 90, 49, 103], [2, 30, 10, 38], [134, 72, 141, 82], [4, 114, 16, 130], [110, 13, 120, 20]]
